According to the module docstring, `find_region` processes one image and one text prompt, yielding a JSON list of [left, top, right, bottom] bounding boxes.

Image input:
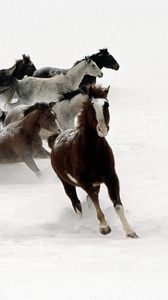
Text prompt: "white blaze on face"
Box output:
[[91, 98, 108, 137]]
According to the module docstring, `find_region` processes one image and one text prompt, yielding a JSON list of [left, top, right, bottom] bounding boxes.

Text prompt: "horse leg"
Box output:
[[34, 147, 50, 159], [105, 172, 138, 238], [83, 184, 111, 235], [86, 185, 100, 207], [18, 154, 42, 177], [61, 181, 82, 214]]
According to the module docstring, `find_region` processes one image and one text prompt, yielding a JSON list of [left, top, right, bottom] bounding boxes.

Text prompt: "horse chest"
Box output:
[[74, 146, 104, 180]]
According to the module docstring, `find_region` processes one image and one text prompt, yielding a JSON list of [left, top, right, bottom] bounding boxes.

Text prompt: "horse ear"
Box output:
[[49, 101, 56, 108], [104, 85, 110, 95], [103, 85, 110, 97], [99, 48, 108, 55], [22, 54, 30, 61], [85, 56, 91, 63]]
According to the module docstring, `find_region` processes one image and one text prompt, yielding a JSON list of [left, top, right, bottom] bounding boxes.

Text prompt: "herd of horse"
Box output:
[[0, 49, 138, 238]]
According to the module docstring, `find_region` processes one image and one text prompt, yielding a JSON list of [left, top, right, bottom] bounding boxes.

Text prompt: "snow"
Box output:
[[0, 0, 168, 299]]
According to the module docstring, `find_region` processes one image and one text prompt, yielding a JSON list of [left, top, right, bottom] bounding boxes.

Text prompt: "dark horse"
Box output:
[[33, 48, 119, 89], [0, 103, 58, 176], [48, 86, 138, 238], [0, 54, 36, 90]]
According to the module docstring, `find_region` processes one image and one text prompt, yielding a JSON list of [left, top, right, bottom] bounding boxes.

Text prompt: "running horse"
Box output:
[[0, 54, 36, 84], [33, 48, 119, 89], [0, 103, 59, 176], [0, 101, 62, 140], [1, 57, 102, 107], [0, 54, 36, 106], [48, 86, 138, 238]]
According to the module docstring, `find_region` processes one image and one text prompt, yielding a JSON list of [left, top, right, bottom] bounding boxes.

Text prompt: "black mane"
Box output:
[[73, 56, 90, 67], [58, 88, 87, 102]]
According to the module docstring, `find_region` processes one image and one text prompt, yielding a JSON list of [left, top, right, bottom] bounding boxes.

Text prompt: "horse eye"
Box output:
[[92, 64, 95, 67]]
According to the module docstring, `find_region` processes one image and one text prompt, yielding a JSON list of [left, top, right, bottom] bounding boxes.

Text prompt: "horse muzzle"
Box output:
[[97, 124, 109, 137], [113, 63, 120, 70], [98, 72, 103, 78]]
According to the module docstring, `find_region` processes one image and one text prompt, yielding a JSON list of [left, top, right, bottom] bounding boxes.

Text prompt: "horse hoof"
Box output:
[[36, 170, 43, 178], [100, 226, 111, 235], [127, 232, 139, 239], [73, 203, 82, 214]]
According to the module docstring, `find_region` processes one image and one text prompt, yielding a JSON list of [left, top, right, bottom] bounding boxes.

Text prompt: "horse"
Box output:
[[0, 102, 59, 176], [0, 101, 62, 140], [51, 89, 88, 130], [33, 48, 119, 89], [0, 54, 36, 106], [0, 54, 36, 83], [1, 57, 103, 107], [48, 86, 138, 238]]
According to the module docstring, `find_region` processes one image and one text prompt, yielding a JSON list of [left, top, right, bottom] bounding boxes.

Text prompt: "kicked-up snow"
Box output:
[[0, 0, 168, 299]]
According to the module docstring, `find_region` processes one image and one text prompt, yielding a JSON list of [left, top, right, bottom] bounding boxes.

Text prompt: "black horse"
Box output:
[[33, 48, 119, 89], [0, 54, 36, 90]]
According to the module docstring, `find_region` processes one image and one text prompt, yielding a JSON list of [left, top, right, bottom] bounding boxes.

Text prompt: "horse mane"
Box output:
[[73, 49, 109, 67], [15, 59, 23, 65], [58, 84, 99, 102], [76, 85, 109, 130], [99, 48, 109, 55], [23, 102, 49, 116], [73, 56, 90, 67], [88, 85, 109, 99], [58, 88, 86, 102], [90, 48, 109, 60]]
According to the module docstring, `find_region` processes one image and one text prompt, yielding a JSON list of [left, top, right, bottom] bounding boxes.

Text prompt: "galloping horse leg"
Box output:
[[16, 152, 42, 177], [105, 172, 138, 238], [34, 147, 50, 159], [61, 181, 82, 214], [83, 184, 111, 235], [86, 185, 100, 207]]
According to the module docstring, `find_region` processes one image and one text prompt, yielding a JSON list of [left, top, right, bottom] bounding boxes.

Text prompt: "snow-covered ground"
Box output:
[[0, 0, 168, 299]]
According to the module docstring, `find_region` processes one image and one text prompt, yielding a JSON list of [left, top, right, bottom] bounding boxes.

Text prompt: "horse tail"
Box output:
[[47, 134, 58, 149], [0, 77, 17, 107]]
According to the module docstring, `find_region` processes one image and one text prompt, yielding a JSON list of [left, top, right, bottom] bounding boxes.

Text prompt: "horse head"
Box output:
[[84, 57, 103, 78], [12, 55, 36, 79], [88, 85, 110, 137], [98, 48, 120, 70], [23, 102, 62, 135], [22, 54, 36, 76], [76, 85, 110, 137], [38, 103, 62, 134]]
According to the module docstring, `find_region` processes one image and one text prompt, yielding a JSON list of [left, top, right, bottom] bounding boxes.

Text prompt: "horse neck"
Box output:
[[6, 64, 16, 76], [21, 110, 41, 134], [12, 64, 24, 79], [78, 109, 100, 145], [66, 61, 87, 89], [90, 54, 103, 69]]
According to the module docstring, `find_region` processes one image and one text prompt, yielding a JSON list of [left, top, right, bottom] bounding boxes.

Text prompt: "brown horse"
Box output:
[[49, 86, 138, 238], [0, 103, 59, 176]]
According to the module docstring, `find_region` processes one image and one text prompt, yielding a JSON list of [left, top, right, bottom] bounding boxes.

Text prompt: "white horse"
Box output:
[[53, 92, 88, 130], [2, 57, 103, 107], [0, 86, 110, 133], [53, 86, 110, 130]]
